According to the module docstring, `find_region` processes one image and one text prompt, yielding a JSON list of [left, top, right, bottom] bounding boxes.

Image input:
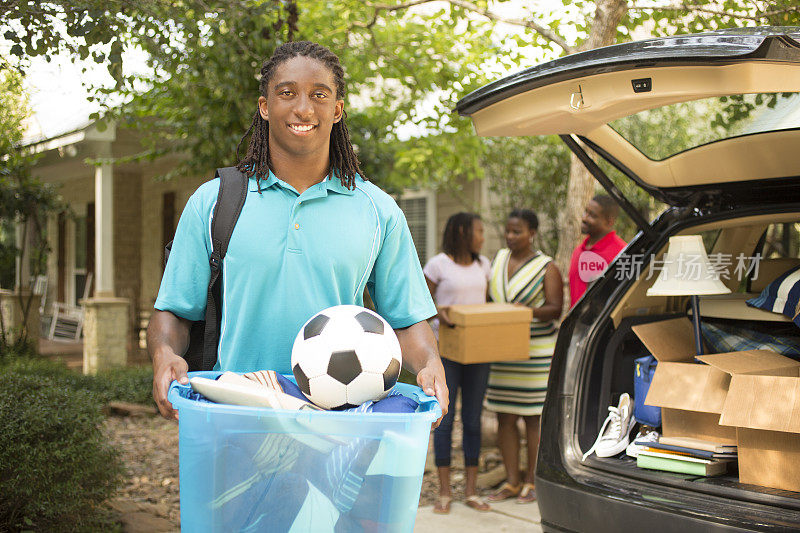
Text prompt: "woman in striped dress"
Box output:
[[485, 209, 563, 504]]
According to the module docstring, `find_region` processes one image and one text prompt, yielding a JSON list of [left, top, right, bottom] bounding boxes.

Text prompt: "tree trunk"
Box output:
[[555, 154, 595, 274], [554, 0, 629, 275]]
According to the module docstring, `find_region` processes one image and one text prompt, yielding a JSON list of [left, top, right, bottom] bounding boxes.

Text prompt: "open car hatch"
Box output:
[[456, 28, 800, 211]]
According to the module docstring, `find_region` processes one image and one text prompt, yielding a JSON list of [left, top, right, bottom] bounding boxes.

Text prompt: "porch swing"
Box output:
[[48, 272, 92, 341]]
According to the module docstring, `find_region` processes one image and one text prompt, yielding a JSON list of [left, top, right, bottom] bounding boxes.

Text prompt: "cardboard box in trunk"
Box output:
[[632, 318, 800, 445], [720, 374, 800, 492], [437, 303, 532, 364]]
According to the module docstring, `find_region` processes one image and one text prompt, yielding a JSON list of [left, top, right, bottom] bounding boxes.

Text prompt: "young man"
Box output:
[[568, 194, 627, 308], [147, 41, 448, 424]]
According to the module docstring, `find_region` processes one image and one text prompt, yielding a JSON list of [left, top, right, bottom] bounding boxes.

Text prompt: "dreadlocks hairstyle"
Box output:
[[442, 212, 482, 263], [236, 41, 363, 191]]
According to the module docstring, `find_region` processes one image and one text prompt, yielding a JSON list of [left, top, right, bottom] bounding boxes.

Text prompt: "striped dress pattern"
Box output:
[[485, 248, 557, 416]]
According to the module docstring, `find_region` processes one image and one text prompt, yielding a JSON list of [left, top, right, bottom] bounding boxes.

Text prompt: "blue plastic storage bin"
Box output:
[[168, 371, 441, 533]]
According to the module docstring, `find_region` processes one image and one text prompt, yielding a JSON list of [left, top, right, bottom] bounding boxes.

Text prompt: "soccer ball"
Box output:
[[291, 305, 402, 409]]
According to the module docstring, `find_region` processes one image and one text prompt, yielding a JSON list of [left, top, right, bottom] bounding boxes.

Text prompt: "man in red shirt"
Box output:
[[568, 195, 627, 308]]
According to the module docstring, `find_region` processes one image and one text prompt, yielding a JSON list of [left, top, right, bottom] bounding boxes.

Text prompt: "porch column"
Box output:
[[83, 156, 129, 373], [83, 297, 129, 374], [95, 162, 114, 297]]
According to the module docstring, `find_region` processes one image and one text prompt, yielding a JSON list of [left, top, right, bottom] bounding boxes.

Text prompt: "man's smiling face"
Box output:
[[259, 55, 344, 162], [580, 200, 612, 238]]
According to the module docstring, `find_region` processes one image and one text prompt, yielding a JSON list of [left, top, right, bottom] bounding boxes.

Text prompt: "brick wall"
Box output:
[[83, 299, 128, 373]]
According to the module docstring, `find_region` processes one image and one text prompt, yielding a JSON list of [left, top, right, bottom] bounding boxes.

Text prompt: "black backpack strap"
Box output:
[[202, 167, 248, 370]]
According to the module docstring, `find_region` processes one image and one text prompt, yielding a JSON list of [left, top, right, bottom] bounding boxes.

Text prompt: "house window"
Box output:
[[397, 191, 435, 266]]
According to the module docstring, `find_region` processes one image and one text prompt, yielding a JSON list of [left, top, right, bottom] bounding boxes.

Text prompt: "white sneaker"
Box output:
[[625, 427, 660, 458], [582, 393, 636, 461]]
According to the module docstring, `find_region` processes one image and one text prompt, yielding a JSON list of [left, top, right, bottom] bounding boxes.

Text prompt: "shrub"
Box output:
[[0, 336, 37, 360], [0, 372, 123, 531], [81, 365, 154, 406], [3, 358, 153, 406]]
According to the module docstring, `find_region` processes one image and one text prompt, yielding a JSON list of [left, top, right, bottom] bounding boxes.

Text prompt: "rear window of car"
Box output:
[[609, 92, 800, 161], [759, 222, 800, 260]]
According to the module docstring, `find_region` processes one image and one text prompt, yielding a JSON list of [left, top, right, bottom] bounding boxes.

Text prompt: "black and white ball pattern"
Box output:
[[291, 305, 402, 410]]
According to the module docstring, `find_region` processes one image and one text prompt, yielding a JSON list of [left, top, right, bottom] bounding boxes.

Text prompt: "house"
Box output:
[[24, 120, 502, 370]]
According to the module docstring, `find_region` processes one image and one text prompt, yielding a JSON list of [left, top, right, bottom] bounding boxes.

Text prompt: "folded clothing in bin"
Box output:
[[190, 370, 418, 415]]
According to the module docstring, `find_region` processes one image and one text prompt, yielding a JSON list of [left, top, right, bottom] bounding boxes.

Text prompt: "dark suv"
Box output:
[[457, 27, 800, 532]]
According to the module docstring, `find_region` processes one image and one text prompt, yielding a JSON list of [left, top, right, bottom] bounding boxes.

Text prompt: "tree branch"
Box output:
[[194, 0, 263, 63], [366, 0, 434, 10], [628, 3, 800, 22], [365, 0, 575, 54]]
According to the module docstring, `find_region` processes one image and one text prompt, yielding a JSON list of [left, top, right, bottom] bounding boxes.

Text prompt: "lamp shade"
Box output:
[[646, 235, 732, 296]]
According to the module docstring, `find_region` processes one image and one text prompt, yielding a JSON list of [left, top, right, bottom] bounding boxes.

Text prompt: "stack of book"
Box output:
[[636, 436, 737, 476]]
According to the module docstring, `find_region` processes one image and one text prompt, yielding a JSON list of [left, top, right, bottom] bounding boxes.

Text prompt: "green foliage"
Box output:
[[599, 89, 800, 240], [597, 158, 664, 244], [481, 136, 571, 256], [627, 1, 800, 37], [96, 1, 298, 179], [6, 0, 799, 267], [597, 103, 695, 240], [0, 369, 123, 531], [0, 336, 38, 360], [390, 124, 487, 192], [87, 365, 154, 405], [1, 1, 173, 87], [3, 357, 154, 405], [0, 66, 67, 347], [347, 110, 401, 193], [711, 92, 799, 131], [0, 67, 28, 149], [609, 100, 726, 161], [95, 0, 508, 186]]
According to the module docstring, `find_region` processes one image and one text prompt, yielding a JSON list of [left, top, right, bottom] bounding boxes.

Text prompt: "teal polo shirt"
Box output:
[[155, 171, 436, 374]]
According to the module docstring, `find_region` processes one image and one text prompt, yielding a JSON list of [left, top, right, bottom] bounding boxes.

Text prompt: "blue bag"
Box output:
[[633, 355, 661, 427]]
